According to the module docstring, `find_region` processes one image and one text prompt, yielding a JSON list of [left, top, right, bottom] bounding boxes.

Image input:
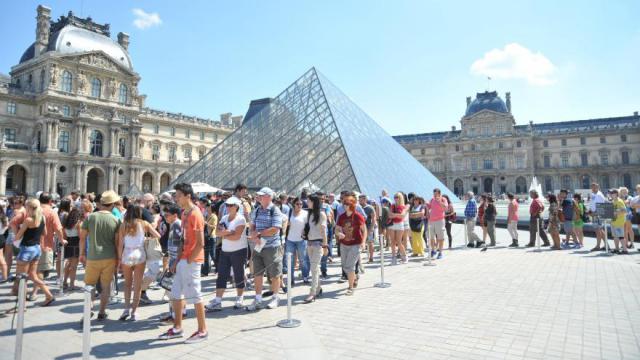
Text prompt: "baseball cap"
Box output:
[[256, 187, 275, 197]]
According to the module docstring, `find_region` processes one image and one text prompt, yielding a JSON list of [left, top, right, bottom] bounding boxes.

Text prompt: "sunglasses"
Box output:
[[295, 202, 303, 206]]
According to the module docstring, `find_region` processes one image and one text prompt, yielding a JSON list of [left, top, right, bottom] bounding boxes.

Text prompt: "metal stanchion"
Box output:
[[424, 224, 436, 266], [58, 241, 65, 297], [14, 275, 27, 360], [535, 218, 541, 251], [464, 220, 469, 247], [82, 285, 94, 360], [277, 253, 300, 328], [374, 234, 391, 288]]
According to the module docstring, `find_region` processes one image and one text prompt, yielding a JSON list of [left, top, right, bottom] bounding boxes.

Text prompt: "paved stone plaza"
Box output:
[[1, 223, 639, 360]]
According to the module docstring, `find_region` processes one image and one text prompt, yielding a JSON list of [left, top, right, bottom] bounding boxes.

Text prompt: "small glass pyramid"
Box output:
[[172, 68, 455, 199]]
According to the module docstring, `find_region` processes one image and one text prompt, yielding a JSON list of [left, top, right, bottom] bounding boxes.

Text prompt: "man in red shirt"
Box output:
[[159, 183, 208, 344], [336, 193, 367, 296], [527, 190, 550, 247]]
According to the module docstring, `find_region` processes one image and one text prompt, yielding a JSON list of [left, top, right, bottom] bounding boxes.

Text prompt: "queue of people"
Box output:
[[1, 181, 638, 345]]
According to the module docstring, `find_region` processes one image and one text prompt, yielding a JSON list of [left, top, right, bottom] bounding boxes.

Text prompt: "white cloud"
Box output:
[[132, 8, 162, 29], [470, 43, 557, 86]]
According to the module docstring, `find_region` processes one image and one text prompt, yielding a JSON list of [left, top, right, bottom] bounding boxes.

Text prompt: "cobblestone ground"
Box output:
[[1, 224, 639, 360]]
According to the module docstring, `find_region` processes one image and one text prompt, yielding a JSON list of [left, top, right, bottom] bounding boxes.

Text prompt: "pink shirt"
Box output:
[[428, 197, 448, 221], [508, 200, 519, 221]]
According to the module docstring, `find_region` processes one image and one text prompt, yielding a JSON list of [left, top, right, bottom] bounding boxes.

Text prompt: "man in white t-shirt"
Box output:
[[588, 183, 608, 251]]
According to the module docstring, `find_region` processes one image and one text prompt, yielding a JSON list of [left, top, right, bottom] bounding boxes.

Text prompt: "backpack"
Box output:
[[580, 203, 588, 223]]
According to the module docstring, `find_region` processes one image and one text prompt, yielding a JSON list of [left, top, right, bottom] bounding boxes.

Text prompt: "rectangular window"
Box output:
[[213, 133, 218, 142], [543, 140, 548, 147], [483, 159, 493, 170], [183, 147, 192, 160], [62, 105, 70, 117], [153, 124, 159, 134], [455, 145, 460, 152], [168, 145, 176, 161], [498, 142, 504, 149], [186, 129, 190, 139], [580, 153, 588, 166], [600, 136, 606, 144], [516, 140, 522, 148], [561, 153, 569, 168], [471, 144, 476, 151], [58, 130, 69, 152], [471, 158, 478, 171], [152, 144, 160, 160], [621, 134, 627, 142], [498, 157, 506, 169], [622, 151, 629, 165], [118, 138, 126, 157], [496, 123, 505, 134], [170, 127, 176, 136], [580, 137, 586, 145], [4, 128, 16, 142], [200, 131, 205, 141], [543, 155, 550, 168], [7, 102, 16, 115], [198, 148, 205, 159], [420, 148, 426, 155], [561, 139, 567, 146], [516, 156, 525, 169]]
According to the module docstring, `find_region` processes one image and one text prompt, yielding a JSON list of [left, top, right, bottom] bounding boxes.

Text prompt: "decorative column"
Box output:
[[113, 166, 120, 193], [0, 160, 7, 195], [42, 160, 50, 193], [49, 162, 57, 193], [153, 171, 161, 195]]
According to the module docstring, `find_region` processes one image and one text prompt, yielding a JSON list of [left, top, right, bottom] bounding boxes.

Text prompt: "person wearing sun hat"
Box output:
[[79, 190, 122, 321]]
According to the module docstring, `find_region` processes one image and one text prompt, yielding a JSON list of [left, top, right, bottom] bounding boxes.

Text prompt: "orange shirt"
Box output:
[[180, 206, 205, 263], [41, 205, 62, 250]]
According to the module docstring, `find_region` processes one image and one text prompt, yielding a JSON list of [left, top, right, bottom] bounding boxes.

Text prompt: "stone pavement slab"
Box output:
[[1, 224, 639, 359]]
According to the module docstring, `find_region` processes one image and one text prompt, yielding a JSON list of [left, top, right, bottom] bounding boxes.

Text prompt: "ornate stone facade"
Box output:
[[0, 6, 241, 196], [394, 91, 640, 198]]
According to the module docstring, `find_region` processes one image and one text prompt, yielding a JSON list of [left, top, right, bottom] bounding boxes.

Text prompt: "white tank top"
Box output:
[[123, 222, 145, 249]]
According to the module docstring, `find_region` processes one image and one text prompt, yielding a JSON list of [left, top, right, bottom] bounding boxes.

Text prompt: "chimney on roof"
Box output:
[[117, 32, 130, 51], [451, 126, 456, 131], [634, 111, 638, 116], [506, 92, 511, 113], [35, 5, 51, 58], [466, 96, 471, 107]]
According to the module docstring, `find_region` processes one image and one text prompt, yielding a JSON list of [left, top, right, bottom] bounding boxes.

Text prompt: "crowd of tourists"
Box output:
[[0, 182, 638, 344]]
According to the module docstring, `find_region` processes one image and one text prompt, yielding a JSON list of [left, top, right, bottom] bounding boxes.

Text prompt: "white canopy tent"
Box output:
[[168, 182, 220, 194]]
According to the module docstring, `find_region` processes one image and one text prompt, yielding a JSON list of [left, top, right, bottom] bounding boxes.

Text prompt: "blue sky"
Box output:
[[1, 1, 639, 135]]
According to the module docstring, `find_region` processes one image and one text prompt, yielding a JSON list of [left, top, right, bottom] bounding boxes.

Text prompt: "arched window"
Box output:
[[61, 70, 72, 93], [454, 179, 464, 197], [562, 175, 572, 190], [581, 175, 590, 189], [515, 177, 527, 194], [118, 83, 128, 104], [90, 130, 103, 157], [91, 78, 101, 98]]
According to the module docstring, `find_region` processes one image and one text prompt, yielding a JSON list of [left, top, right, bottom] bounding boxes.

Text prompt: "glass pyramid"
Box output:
[[172, 67, 456, 199]]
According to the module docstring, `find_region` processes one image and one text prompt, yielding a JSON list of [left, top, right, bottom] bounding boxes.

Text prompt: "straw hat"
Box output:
[[101, 190, 120, 205]]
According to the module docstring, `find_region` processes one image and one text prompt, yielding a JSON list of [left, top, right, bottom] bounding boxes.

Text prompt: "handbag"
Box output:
[[144, 237, 163, 262], [303, 213, 310, 240]]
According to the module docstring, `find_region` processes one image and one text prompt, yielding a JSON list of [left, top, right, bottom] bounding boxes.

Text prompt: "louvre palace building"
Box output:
[[394, 91, 640, 198], [0, 5, 241, 196]]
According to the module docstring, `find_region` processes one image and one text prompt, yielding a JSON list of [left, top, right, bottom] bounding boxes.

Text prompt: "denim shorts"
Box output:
[[612, 226, 624, 239], [17, 244, 41, 262]]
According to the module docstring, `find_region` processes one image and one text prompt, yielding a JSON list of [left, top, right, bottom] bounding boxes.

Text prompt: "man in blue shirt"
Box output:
[[247, 187, 283, 311], [464, 192, 481, 248], [558, 189, 576, 248]]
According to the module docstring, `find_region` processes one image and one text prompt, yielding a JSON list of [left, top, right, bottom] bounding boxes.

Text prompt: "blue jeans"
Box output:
[[283, 240, 309, 279]]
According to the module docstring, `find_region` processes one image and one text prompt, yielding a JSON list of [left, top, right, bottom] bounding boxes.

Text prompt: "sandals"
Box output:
[[119, 310, 130, 321], [41, 297, 56, 307], [346, 288, 354, 296], [27, 294, 37, 302]]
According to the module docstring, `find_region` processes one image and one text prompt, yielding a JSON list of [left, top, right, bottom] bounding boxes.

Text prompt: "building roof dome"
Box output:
[[465, 91, 508, 117], [19, 12, 132, 70]]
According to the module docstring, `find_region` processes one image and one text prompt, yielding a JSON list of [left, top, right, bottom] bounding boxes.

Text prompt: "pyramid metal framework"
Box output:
[[172, 68, 455, 199]]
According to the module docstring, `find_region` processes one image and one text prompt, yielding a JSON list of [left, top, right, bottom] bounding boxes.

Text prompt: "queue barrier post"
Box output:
[[374, 234, 391, 288], [277, 253, 301, 328], [14, 274, 27, 360], [536, 218, 541, 251], [58, 240, 65, 297], [603, 220, 611, 253], [82, 285, 94, 360]]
